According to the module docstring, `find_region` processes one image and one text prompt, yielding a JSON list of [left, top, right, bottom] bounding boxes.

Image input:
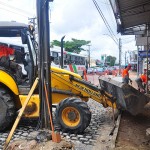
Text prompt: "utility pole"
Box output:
[[37, 0, 53, 129], [87, 45, 91, 67], [119, 38, 122, 75], [125, 51, 126, 66]]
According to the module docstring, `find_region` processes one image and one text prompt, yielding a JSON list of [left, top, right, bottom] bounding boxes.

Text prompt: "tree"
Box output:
[[51, 38, 91, 53], [106, 55, 116, 66]]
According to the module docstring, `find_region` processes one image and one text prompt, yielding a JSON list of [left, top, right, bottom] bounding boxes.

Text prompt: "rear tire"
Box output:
[[55, 97, 91, 133], [0, 87, 15, 131]]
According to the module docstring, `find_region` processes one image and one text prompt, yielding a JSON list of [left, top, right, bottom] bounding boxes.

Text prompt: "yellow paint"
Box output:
[[0, 70, 19, 95], [51, 66, 82, 79], [51, 70, 113, 107], [19, 95, 40, 117], [0, 66, 116, 120], [62, 107, 80, 127]]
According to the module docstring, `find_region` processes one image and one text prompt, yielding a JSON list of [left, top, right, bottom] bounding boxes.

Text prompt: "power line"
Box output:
[[105, 0, 116, 29], [96, 0, 110, 5], [0, 0, 33, 16], [92, 0, 118, 45], [0, 7, 29, 18]]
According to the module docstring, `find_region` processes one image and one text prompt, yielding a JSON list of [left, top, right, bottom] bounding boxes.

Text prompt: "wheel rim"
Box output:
[[62, 107, 80, 127]]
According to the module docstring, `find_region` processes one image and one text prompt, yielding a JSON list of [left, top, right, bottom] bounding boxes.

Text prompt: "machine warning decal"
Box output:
[[74, 83, 101, 98]]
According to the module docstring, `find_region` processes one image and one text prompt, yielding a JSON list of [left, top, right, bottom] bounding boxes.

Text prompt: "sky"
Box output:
[[0, 0, 137, 63]]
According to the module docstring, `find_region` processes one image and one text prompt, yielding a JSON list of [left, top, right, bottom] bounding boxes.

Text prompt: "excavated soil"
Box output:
[[7, 139, 74, 150], [115, 103, 150, 150]]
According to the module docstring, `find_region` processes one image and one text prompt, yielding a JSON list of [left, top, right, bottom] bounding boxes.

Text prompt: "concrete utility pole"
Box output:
[[37, 0, 53, 129], [87, 45, 91, 67], [119, 38, 122, 75], [125, 51, 127, 66], [146, 24, 149, 93]]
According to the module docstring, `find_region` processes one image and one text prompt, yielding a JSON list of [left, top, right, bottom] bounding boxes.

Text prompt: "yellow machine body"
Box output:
[[0, 66, 115, 118], [0, 70, 19, 95]]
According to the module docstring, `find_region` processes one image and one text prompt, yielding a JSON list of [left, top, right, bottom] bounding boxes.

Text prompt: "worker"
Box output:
[[135, 72, 147, 93], [122, 64, 132, 84], [0, 45, 23, 84]]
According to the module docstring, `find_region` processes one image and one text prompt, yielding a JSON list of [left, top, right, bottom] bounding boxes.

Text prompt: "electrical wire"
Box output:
[[105, 0, 116, 29], [92, 0, 118, 45], [94, 0, 117, 43], [0, 7, 29, 18], [96, 0, 110, 5], [0, 0, 33, 16]]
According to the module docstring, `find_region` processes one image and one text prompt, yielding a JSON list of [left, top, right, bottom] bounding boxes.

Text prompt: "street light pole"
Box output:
[[103, 34, 121, 72]]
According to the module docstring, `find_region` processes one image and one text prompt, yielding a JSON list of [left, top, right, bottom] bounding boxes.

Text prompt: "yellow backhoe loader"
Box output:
[[0, 22, 149, 134]]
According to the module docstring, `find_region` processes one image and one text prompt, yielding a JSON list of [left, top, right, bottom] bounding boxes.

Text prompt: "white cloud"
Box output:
[[50, 0, 136, 60], [0, 0, 136, 61], [0, 0, 35, 23]]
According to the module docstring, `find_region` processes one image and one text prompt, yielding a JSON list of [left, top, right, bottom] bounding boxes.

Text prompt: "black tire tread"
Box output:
[[0, 87, 15, 131], [56, 97, 91, 133]]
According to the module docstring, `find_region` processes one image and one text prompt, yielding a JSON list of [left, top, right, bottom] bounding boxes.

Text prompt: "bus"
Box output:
[[0, 42, 87, 76], [51, 48, 87, 76]]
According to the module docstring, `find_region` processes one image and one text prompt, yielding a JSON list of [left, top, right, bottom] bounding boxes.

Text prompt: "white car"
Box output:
[[87, 67, 94, 74]]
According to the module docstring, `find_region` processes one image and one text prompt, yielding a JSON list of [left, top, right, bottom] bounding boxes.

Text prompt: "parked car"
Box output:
[[87, 67, 94, 74], [96, 68, 105, 75]]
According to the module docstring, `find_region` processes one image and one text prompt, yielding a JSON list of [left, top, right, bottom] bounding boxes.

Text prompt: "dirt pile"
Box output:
[[7, 139, 73, 150]]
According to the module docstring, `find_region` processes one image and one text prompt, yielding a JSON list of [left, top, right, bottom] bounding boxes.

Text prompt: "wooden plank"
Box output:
[[3, 78, 39, 150]]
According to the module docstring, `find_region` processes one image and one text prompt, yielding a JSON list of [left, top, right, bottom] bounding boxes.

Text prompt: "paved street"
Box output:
[[0, 72, 116, 150], [0, 72, 138, 150], [0, 99, 115, 150]]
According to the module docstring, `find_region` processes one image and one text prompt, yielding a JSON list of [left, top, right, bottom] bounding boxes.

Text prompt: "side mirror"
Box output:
[[21, 30, 28, 44]]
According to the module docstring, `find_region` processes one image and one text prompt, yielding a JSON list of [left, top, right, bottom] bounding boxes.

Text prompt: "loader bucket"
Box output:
[[99, 77, 150, 115]]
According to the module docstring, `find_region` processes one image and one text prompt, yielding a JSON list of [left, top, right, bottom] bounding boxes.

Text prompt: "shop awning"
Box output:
[[109, 0, 150, 35]]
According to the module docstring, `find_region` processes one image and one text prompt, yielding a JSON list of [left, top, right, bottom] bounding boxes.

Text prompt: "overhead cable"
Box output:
[[92, 0, 118, 45], [0, 7, 29, 18], [0, 0, 33, 16]]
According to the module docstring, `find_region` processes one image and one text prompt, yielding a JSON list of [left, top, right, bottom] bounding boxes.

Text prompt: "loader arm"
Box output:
[[51, 69, 116, 108]]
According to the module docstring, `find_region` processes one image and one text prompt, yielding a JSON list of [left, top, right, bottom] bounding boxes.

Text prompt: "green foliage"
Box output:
[[51, 40, 61, 47], [51, 38, 91, 53], [106, 55, 116, 66]]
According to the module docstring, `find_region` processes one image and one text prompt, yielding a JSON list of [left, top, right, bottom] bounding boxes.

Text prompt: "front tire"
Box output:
[[0, 87, 15, 131], [55, 97, 91, 133]]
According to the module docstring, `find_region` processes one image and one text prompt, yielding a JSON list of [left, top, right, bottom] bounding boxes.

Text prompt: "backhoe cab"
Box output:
[[0, 21, 38, 131]]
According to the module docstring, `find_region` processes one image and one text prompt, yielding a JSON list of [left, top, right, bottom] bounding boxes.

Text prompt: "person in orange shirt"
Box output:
[[122, 64, 132, 84], [135, 72, 147, 93]]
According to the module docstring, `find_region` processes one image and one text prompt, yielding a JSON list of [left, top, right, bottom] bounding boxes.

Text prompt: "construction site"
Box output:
[[0, 0, 150, 150]]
